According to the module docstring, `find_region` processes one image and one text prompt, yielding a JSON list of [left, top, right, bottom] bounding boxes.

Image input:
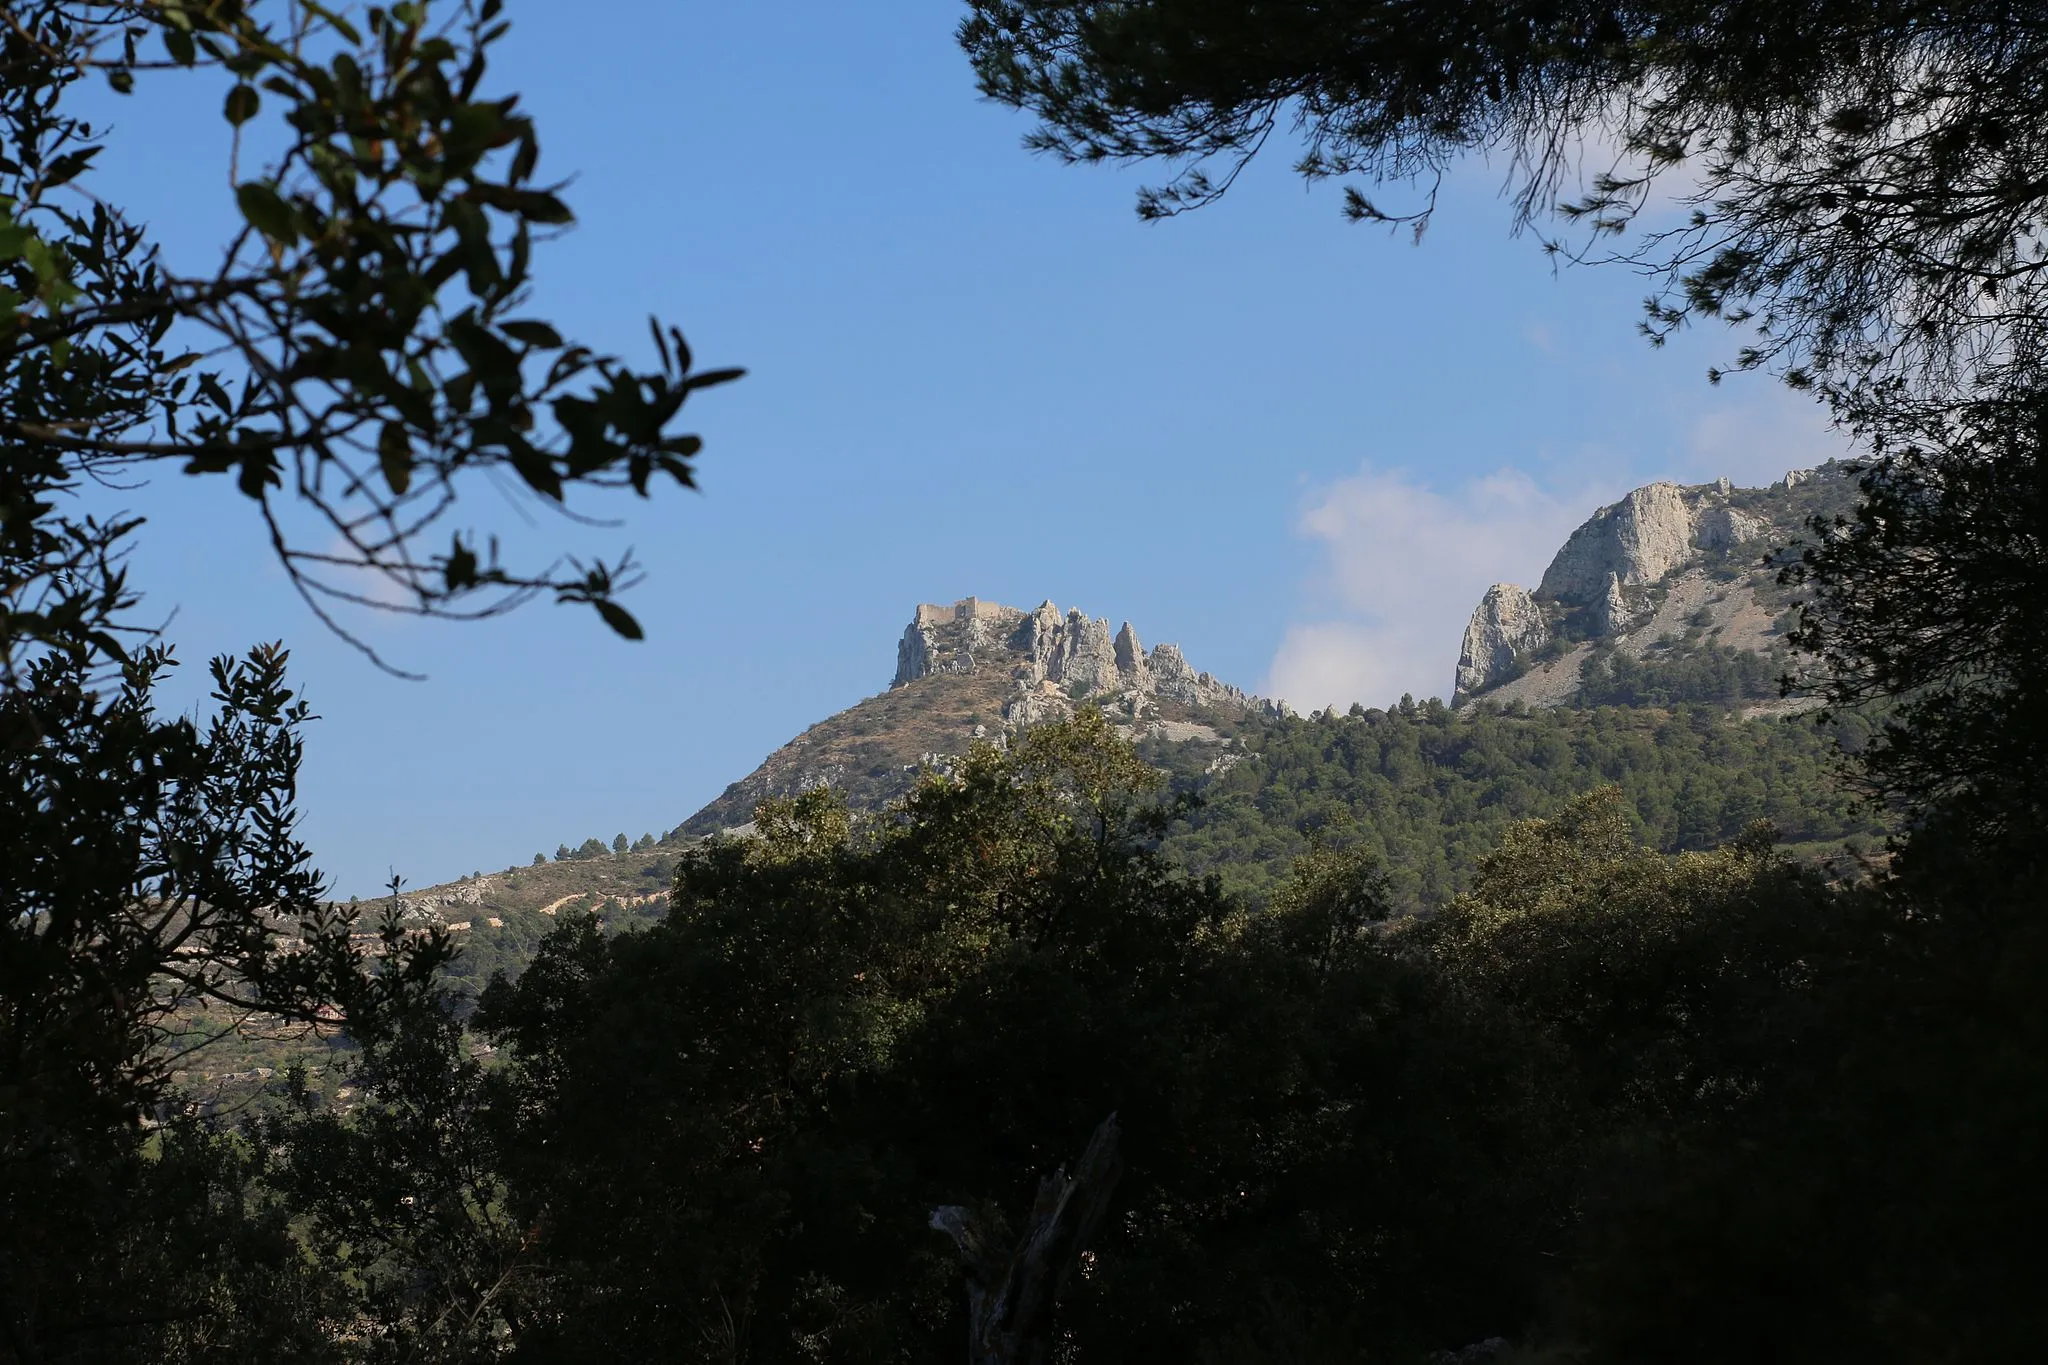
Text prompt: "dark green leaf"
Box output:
[[683, 367, 747, 392], [235, 183, 299, 245], [378, 423, 412, 496], [43, 148, 100, 189], [466, 182, 573, 225], [594, 600, 643, 640], [445, 539, 478, 590], [302, 0, 364, 43], [236, 450, 281, 498], [224, 84, 261, 127], [500, 320, 563, 348]]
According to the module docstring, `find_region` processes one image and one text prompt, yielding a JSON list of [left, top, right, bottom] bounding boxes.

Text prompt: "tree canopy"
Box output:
[[960, 0, 2048, 401]]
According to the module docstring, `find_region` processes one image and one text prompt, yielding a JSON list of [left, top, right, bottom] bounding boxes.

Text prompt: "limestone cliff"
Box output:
[[1455, 585, 1550, 701], [1453, 463, 1860, 707], [894, 596, 1281, 726], [1539, 481, 1701, 600]]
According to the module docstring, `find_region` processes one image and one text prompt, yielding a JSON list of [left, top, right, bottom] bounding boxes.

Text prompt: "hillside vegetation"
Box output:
[[1154, 699, 1876, 908]]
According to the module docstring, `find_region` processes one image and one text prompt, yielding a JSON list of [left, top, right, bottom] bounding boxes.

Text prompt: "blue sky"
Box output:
[[80, 1, 1848, 896]]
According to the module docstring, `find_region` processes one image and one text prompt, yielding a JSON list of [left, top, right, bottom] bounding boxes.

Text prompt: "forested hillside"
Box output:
[[1155, 700, 1877, 907], [388, 694, 1876, 956]]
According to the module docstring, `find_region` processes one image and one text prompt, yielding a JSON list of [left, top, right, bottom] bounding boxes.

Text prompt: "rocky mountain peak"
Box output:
[[894, 596, 1283, 723], [1453, 463, 1859, 707], [677, 597, 1283, 838], [1455, 585, 1548, 701]]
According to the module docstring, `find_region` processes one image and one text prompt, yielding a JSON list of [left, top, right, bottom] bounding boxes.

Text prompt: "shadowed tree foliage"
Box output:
[[1410, 789, 2048, 1363], [0, 640, 452, 1362], [14, 3, 2048, 1360], [1785, 376, 2048, 851], [0, 2, 737, 1357], [468, 712, 1570, 1362]]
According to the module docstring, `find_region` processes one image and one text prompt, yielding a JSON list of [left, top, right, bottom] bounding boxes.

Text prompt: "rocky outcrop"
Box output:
[[1455, 584, 1550, 700], [1114, 622, 1146, 684], [1696, 505, 1770, 550], [890, 596, 1284, 723], [1452, 464, 1859, 708], [896, 621, 938, 686], [1054, 610, 1121, 695], [686, 597, 1278, 837], [392, 875, 499, 924], [1140, 643, 1270, 713], [895, 597, 1025, 687], [1595, 572, 1644, 636], [1540, 481, 1696, 601], [1145, 643, 1197, 701]]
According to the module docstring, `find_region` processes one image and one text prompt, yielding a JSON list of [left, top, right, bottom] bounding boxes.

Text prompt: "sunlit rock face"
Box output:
[[686, 597, 1285, 838], [1540, 481, 1698, 601], [1595, 572, 1648, 637], [1455, 584, 1550, 701], [889, 596, 1285, 724], [1696, 505, 1770, 550]]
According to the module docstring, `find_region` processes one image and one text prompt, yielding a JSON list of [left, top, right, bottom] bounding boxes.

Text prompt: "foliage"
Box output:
[[1575, 640, 1782, 708], [469, 712, 1567, 1361], [0, 639, 447, 1361], [1, 0, 739, 678], [258, 971, 529, 1362], [1158, 700, 1875, 907], [1417, 788, 1847, 1125], [1495, 803, 2048, 1363], [936, 23, 2048, 1350], [959, 0, 2048, 401], [1786, 378, 2048, 847]]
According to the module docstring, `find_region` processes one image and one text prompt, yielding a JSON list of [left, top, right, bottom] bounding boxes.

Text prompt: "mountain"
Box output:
[[1453, 463, 1862, 709], [676, 597, 1285, 836]]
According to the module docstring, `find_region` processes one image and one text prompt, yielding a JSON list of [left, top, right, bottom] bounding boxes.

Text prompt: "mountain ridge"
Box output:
[[376, 466, 1871, 941]]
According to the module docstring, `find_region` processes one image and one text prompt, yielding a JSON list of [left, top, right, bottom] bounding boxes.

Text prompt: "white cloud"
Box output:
[[1263, 389, 1856, 713], [1267, 465, 1617, 711]]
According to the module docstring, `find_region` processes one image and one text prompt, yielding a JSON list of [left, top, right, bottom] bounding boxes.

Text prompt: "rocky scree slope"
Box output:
[[1454, 464, 1862, 710]]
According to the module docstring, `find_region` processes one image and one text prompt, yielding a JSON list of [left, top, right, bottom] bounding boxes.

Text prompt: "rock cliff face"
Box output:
[[1455, 585, 1549, 701], [1453, 463, 1859, 706], [1539, 481, 1699, 600], [896, 596, 1284, 725], [895, 596, 1025, 687]]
